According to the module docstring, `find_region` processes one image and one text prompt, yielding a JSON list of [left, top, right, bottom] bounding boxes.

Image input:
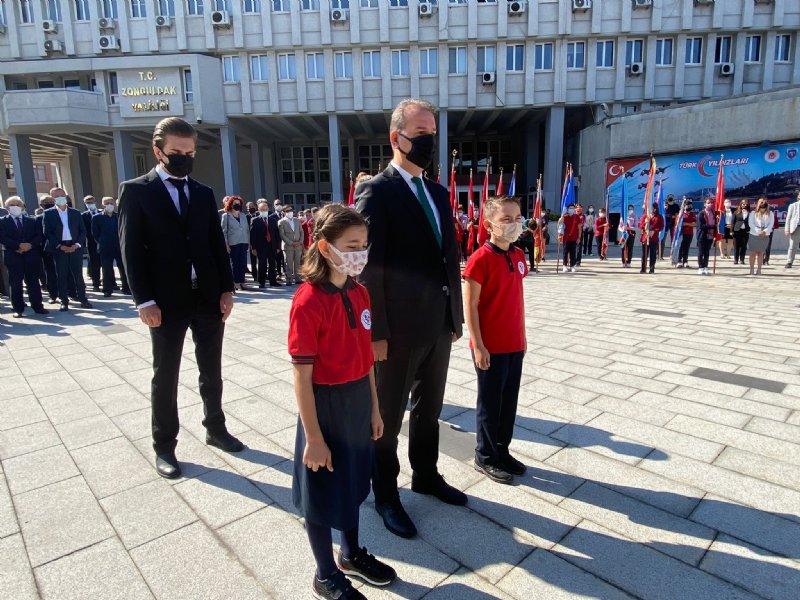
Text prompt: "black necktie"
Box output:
[[16, 217, 23, 234], [167, 178, 189, 221]]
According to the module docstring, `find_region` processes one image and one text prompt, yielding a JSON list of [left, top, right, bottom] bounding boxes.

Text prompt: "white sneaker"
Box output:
[[705, 268, 711, 275], [571, 266, 578, 272], [698, 268, 705, 275]]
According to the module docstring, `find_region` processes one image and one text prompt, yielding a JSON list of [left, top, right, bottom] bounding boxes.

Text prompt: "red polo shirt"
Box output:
[[288, 279, 374, 385], [462, 242, 527, 354], [681, 212, 697, 236], [561, 214, 581, 242]]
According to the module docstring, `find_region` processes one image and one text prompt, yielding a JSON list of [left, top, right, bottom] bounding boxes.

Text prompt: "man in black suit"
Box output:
[[0, 197, 48, 318], [36, 196, 59, 303], [249, 199, 281, 288], [357, 99, 466, 539], [0, 205, 8, 299], [118, 117, 243, 480], [43, 194, 93, 312], [81, 195, 102, 291], [92, 197, 129, 296]]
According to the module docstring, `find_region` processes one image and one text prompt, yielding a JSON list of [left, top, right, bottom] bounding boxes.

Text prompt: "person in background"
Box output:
[[664, 194, 680, 258], [784, 191, 800, 269], [272, 199, 286, 280], [0, 196, 48, 318], [516, 213, 536, 272], [731, 199, 750, 265], [559, 204, 581, 273], [458, 207, 469, 258], [719, 199, 735, 259], [539, 210, 550, 261], [764, 200, 779, 266], [582, 204, 595, 257], [81, 195, 102, 291], [279, 205, 305, 285], [92, 197, 129, 297], [354, 171, 372, 189], [0, 204, 9, 300], [697, 197, 717, 275], [221, 195, 251, 291], [621, 205, 637, 268], [249, 200, 281, 289], [594, 207, 609, 261], [677, 200, 696, 268], [245, 201, 258, 282], [639, 202, 664, 274], [49, 188, 78, 300], [36, 196, 58, 304], [747, 198, 773, 276], [574, 204, 585, 267], [302, 207, 315, 251]]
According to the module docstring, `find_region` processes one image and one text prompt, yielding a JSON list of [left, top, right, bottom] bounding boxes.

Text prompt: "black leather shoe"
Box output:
[[103, 292, 112, 297], [375, 499, 417, 539], [33, 307, 49, 315], [500, 453, 527, 476], [48, 297, 59, 304], [206, 431, 244, 453], [155, 453, 181, 479], [59, 304, 69, 312], [12, 311, 23, 318], [474, 460, 513, 485], [411, 474, 468, 505], [79, 300, 93, 309]]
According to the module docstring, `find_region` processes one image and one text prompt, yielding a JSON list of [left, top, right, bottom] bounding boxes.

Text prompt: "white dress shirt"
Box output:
[[391, 161, 441, 233], [57, 207, 72, 242]]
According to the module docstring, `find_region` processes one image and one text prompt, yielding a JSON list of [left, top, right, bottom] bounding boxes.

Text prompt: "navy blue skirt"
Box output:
[[292, 376, 373, 531]]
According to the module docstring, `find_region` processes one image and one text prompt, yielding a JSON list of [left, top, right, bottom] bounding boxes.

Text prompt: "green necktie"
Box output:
[[411, 176, 442, 248]]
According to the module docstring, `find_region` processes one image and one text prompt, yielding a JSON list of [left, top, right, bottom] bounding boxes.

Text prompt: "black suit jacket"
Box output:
[[0, 215, 42, 265], [43, 207, 86, 253], [356, 165, 463, 347], [267, 213, 282, 253], [249, 216, 275, 254], [91, 213, 121, 258], [118, 168, 234, 313], [82, 210, 99, 245]]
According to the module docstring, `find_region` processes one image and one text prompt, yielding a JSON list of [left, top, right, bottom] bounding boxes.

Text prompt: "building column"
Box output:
[[251, 142, 265, 199], [0, 152, 10, 202], [112, 130, 135, 189], [8, 134, 38, 213], [220, 126, 240, 196], [438, 110, 448, 184], [543, 106, 565, 211], [69, 146, 93, 207], [523, 119, 541, 212], [328, 114, 342, 203], [264, 145, 277, 200]]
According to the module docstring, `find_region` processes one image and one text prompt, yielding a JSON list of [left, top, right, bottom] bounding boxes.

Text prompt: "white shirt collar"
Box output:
[[391, 161, 424, 185], [156, 163, 187, 182]]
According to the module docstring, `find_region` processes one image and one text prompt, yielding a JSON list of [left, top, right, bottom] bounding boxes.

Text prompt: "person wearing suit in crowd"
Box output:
[[43, 193, 93, 311], [118, 117, 243, 480], [81, 195, 102, 291], [279, 205, 305, 285], [221, 195, 251, 291], [0, 197, 48, 318], [35, 197, 58, 303], [48, 188, 78, 300], [357, 99, 466, 540], [0, 205, 8, 299], [92, 197, 129, 297], [731, 200, 751, 265], [245, 201, 258, 280], [784, 191, 800, 269], [250, 200, 281, 288], [271, 199, 286, 279]]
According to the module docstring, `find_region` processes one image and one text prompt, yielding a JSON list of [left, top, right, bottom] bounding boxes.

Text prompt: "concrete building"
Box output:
[[0, 0, 798, 212]]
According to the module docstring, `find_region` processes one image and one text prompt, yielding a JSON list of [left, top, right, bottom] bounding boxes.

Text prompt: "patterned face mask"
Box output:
[[328, 244, 369, 277]]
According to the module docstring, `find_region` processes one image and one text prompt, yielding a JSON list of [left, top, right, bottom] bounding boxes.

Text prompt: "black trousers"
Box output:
[[595, 235, 605, 258], [86, 242, 101, 288], [40, 252, 57, 300], [372, 331, 452, 503], [562, 241, 578, 268], [54, 248, 86, 304], [250, 250, 258, 280], [149, 297, 227, 455], [582, 229, 593, 254], [765, 231, 774, 262], [516, 239, 535, 270], [256, 247, 277, 285], [698, 237, 714, 268], [276, 249, 286, 277], [640, 241, 658, 272], [679, 235, 693, 264], [622, 235, 635, 265], [7, 254, 44, 313], [474, 351, 524, 466], [101, 252, 128, 293], [734, 230, 748, 263]]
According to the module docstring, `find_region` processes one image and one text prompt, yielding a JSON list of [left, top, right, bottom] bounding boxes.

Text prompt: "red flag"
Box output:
[[533, 176, 544, 258], [467, 169, 475, 221], [714, 155, 725, 212], [477, 170, 490, 245], [496, 168, 504, 197], [642, 156, 656, 212], [449, 159, 457, 218], [347, 173, 355, 207]]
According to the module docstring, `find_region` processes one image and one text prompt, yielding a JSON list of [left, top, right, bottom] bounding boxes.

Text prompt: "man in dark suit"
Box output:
[[0, 205, 8, 299], [0, 197, 48, 318], [357, 99, 466, 539], [36, 196, 59, 303], [118, 117, 243, 480], [43, 194, 93, 311], [271, 198, 285, 279], [81, 195, 102, 291], [249, 199, 281, 288], [92, 197, 129, 296]]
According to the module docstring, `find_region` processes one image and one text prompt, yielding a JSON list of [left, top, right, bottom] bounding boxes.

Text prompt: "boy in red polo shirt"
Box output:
[[463, 196, 528, 485], [558, 204, 581, 272]]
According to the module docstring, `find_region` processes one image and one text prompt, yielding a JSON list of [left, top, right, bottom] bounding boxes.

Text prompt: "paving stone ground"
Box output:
[[2, 249, 800, 599]]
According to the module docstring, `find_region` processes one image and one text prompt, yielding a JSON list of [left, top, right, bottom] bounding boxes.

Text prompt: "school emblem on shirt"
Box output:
[[518, 261, 526, 275], [361, 309, 372, 330]]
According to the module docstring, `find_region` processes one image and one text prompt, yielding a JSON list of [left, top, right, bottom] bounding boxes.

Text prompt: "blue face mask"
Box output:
[[567, 209, 575, 215]]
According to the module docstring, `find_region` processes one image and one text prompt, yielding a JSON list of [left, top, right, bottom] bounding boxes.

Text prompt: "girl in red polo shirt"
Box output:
[[288, 204, 395, 600]]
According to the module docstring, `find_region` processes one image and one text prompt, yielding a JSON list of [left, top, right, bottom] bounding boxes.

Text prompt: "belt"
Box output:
[[191, 278, 199, 290]]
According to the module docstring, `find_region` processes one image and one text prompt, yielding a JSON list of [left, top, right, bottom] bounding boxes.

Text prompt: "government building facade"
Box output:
[[0, 0, 798, 211]]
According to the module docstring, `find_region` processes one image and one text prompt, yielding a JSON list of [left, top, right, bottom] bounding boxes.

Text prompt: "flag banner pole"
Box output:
[[712, 154, 725, 275], [534, 174, 543, 273]]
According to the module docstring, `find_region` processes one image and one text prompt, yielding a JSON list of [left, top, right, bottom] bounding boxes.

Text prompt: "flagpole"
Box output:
[[534, 174, 543, 273], [621, 171, 628, 266], [556, 162, 570, 275], [712, 154, 724, 275]]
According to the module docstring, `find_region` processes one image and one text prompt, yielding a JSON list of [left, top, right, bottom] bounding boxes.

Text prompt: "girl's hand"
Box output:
[[304, 439, 333, 472], [226, 244, 231, 254], [371, 411, 384, 441], [474, 345, 491, 371]]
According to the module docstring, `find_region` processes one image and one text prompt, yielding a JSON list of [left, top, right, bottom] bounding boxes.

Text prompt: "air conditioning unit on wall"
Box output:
[[99, 35, 119, 51], [628, 62, 644, 75], [155, 15, 172, 28], [633, 0, 653, 8], [719, 62, 734, 76], [211, 10, 231, 27], [98, 18, 116, 31], [419, 1, 434, 17], [481, 72, 496, 85], [331, 8, 349, 22], [508, 1, 525, 15], [572, 0, 592, 11], [42, 20, 58, 33], [44, 39, 64, 53]]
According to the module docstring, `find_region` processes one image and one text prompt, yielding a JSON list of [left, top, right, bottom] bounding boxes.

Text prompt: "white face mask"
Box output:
[[285, 211, 294, 219], [588, 209, 594, 214], [567, 209, 575, 215], [599, 213, 606, 218], [8, 206, 23, 217], [490, 221, 523, 243], [259, 210, 269, 218], [328, 243, 369, 278], [55, 197, 68, 207], [86, 203, 96, 211], [104, 204, 115, 213]]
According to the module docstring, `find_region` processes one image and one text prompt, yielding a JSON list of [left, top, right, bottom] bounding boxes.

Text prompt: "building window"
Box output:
[[567, 42, 585, 70], [685, 37, 703, 65], [300, 0, 319, 10], [535, 43, 553, 71], [335, 51, 353, 79], [331, 0, 349, 8], [183, 69, 193, 102], [449, 0, 466, 3], [744, 35, 761, 63], [223, 55, 240, 82], [360, 0, 377, 6], [20, 0, 34, 23], [74, 0, 91, 20], [655, 38, 673, 66], [251, 54, 269, 81], [476, 140, 509, 174], [243, 0, 260, 11], [623, 104, 638, 114], [130, 0, 147, 17], [100, 0, 118, 17], [45, 0, 62, 20], [272, 0, 287, 9], [714, 36, 731, 64], [477, 45, 495, 73], [157, 0, 175, 15], [358, 144, 393, 173], [213, 0, 230, 10], [281, 147, 317, 184], [420, 47, 438, 76], [362, 50, 381, 78], [64, 78, 81, 89], [0, 0, 6, 25], [278, 53, 297, 80], [108, 71, 119, 103], [506, 44, 524, 72], [318, 146, 330, 183], [449, 47, 466, 74], [775, 34, 791, 63], [625, 39, 644, 66], [391, 49, 409, 77], [187, 0, 203, 14], [306, 52, 324, 80], [596, 40, 614, 68], [389, 0, 408, 6]]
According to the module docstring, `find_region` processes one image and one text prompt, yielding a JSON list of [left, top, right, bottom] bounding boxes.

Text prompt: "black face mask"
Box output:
[[232, 203, 241, 211], [248, 207, 256, 214], [161, 152, 194, 178], [398, 133, 436, 170]]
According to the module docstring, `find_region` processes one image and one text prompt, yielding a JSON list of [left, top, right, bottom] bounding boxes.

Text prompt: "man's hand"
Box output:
[[139, 304, 162, 328], [18, 242, 32, 253], [251, 249, 257, 256], [452, 332, 461, 343], [372, 339, 388, 362], [220, 291, 234, 322]]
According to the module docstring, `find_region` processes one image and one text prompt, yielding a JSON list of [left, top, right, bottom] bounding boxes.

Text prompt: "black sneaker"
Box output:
[[500, 454, 527, 476], [473, 459, 513, 484], [338, 547, 396, 587], [312, 570, 365, 600]]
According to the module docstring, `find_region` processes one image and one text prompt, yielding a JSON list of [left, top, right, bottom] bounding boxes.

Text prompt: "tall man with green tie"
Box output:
[[356, 99, 466, 539]]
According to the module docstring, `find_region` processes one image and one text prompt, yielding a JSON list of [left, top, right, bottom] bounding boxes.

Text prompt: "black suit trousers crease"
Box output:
[[101, 252, 128, 293], [372, 330, 452, 504], [8, 253, 44, 312], [54, 250, 86, 303], [86, 242, 101, 286], [149, 298, 227, 455]]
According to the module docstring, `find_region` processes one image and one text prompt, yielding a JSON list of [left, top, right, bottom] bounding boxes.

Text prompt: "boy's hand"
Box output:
[[474, 345, 491, 371], [371, 410, 384, 441], [304, 439, 333, 472]]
